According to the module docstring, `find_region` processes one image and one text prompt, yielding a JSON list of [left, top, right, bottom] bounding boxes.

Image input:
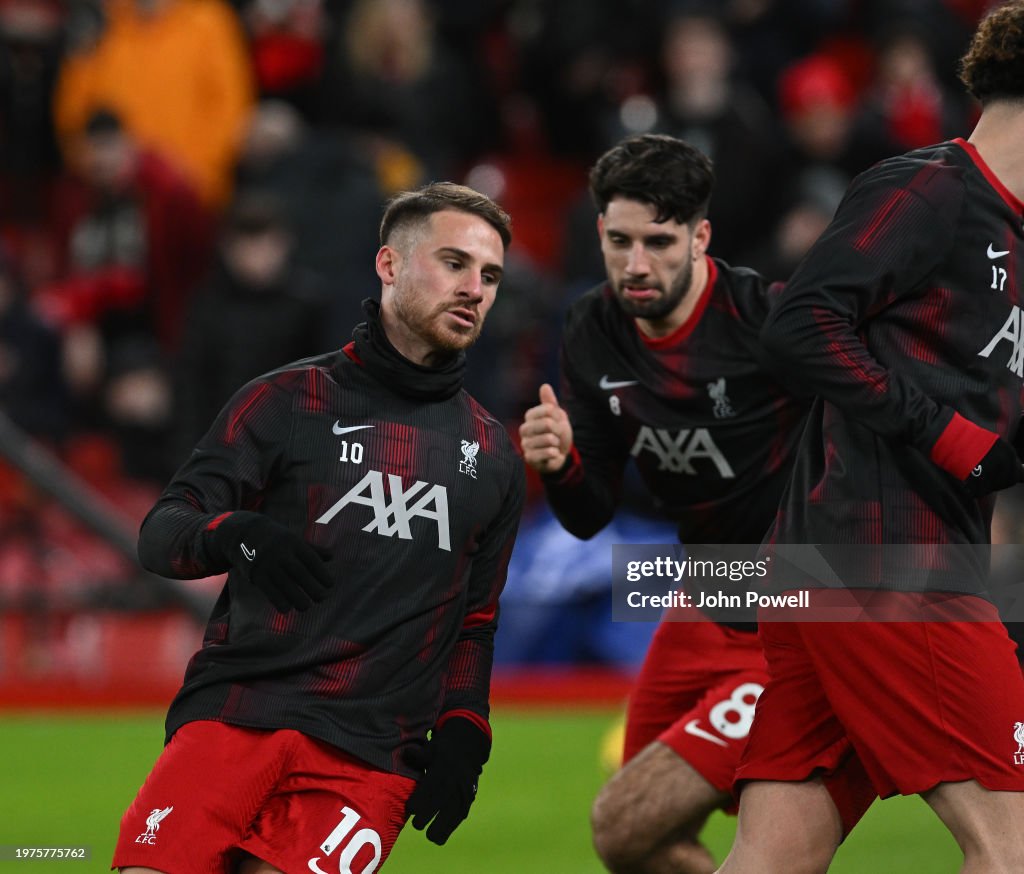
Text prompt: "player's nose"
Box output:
[[459, 270, 486, 301], [625, 242, 650, 274]]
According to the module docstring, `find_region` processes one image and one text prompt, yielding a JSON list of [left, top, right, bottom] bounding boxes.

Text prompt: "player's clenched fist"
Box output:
[[519, 383, 573, 473]]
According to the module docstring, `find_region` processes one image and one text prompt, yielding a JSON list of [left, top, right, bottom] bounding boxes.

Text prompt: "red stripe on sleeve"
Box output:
[[929, 412, 998, 480], [205, 512, 233, 531], [462, 604, 497, 629]]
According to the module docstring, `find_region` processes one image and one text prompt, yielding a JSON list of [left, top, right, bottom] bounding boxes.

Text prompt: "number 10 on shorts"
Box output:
[[308, 806, 383, 874]]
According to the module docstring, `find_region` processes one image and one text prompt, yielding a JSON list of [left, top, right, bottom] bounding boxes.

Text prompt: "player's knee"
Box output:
[[591, 784, 645, 871], [726, 823, 835, 874]]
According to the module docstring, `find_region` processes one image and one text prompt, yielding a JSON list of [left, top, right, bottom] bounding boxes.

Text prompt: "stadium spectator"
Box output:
[[0, 0, 65, 281], [0, 245, 67, 440], [718, 3, 1024, 871], [38, 109, 214, 480], [738, 165, 847, 280], [53, 0, 255, 206], [851, 26, 972, 159], [645, 7, 784, 264], [233, 99, 385, 337], [238, 0, 327, 116], [518, 134, 872, 873], [319, 0, 483, 183], [43, 109, 213, 354], [114, 182, 525, 874], [174, 191, 331, 453]]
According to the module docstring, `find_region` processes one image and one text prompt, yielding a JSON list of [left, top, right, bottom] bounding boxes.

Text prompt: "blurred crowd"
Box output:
[[0, 0, 998, 611]]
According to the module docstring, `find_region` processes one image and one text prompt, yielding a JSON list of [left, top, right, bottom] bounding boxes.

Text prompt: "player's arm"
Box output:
[[760, 162, 1021, 495], [519, 355, 627, 538], [405, 459, 526, 845], [137, 376, 333, 610]]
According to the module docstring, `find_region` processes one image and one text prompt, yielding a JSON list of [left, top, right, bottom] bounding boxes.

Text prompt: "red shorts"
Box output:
[[737, 592, 1024, 799], [624, 617, 768, 792], [113, 720, 415, 874], [625, 614, 875, 830]]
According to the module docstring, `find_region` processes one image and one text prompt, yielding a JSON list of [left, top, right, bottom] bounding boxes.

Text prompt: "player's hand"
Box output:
[[519, 383, 573, 474], [963, 437, 1024, 498], [210, 511, 334, 612], [404, 716, 491, 845]]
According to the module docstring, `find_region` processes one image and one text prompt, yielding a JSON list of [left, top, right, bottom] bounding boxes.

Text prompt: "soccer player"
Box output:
[[519, 134, 870, 873], [113, 182, 525, 874], [716, 4, 1024, 872]]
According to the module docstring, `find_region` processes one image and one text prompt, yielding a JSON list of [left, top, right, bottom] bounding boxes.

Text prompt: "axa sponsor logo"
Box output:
[[629, 426, 735, 477], [135, 806, 173, 845], [978, 306, 1024, 377], [315, 470, 451, 551]]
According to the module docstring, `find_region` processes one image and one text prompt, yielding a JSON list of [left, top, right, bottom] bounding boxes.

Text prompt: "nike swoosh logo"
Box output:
[[332, 422, 375, 436], [240, 543, 256, 561], [987, 244, 1010, 259], [599, 375, 639, 390], [307, 859, 331, 874], [683, 719, 729, 747]]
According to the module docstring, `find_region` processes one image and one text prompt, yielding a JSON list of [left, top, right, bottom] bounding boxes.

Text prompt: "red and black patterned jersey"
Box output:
[[137, 344, 525, 776], [543, 257, 808, 546], [761, 139, 1024, 589]]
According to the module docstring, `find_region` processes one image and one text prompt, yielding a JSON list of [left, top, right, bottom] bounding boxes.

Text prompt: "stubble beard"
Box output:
[[614, 257, 692, 322], [393, 292, 482, 358]]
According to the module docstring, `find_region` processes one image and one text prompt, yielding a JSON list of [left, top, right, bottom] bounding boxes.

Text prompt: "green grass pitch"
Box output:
[[0, 709, 960, 872]]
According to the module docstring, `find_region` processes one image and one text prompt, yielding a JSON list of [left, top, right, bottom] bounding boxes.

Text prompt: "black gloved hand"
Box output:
[[404, 716, 491, 845], [963, 438, 1024, 498], [210, 511, 333, 612]]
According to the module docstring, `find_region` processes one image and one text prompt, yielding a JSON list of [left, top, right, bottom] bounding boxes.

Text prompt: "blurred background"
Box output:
[[0, 0, 1003, 869]]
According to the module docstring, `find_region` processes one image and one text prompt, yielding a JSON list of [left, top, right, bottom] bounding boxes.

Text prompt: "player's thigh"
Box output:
[[735, 622, 875, 835], [624, 619, 763, 762], [238, 734, 415, 874], [922, 779, 1024, 857], [801, 608, 1024, 796], [658, 666, 768, 798], [113, 721, 293, 874], [593, 741, 724, 842]]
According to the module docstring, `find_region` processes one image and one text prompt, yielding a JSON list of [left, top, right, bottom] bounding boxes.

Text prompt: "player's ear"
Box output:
[[597, 213, 605, 238], [376, 245, 399, 285], [692, 219, 711, 260]]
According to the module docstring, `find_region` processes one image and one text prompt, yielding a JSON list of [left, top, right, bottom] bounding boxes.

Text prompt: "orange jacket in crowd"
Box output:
[[54, 0, 255, 207]]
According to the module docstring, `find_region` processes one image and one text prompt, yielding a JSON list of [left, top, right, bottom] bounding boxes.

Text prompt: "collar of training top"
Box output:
[[351, 298, 467, 401]]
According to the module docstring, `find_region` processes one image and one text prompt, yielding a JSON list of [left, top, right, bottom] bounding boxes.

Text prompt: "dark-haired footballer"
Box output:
[[519, 134, 874, 874]]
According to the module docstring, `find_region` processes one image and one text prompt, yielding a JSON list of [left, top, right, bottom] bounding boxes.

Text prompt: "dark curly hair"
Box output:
[[959, 0, 1024, 104], [589, 134, 715, 225], [380, 181, 512, 249]]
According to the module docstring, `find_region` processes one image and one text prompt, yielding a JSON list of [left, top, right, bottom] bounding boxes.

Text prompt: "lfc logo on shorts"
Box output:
[[135, 806, 173, 844], [1014, 722, 1024, 765]]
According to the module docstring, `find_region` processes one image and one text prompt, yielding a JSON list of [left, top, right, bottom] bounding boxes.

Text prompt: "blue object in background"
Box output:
[[494, 507, 678, 668]]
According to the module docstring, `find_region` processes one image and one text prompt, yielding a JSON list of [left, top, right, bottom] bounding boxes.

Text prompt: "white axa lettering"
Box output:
[[315, 470, 451, 551], [978, 306, 1024, 377], [629, 426, 735, 478]]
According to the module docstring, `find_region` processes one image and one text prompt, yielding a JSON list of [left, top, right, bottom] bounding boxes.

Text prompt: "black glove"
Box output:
[[963, 438, 1024, 498], [404, 716, 491, 845], [210, 511, 333, 612]]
